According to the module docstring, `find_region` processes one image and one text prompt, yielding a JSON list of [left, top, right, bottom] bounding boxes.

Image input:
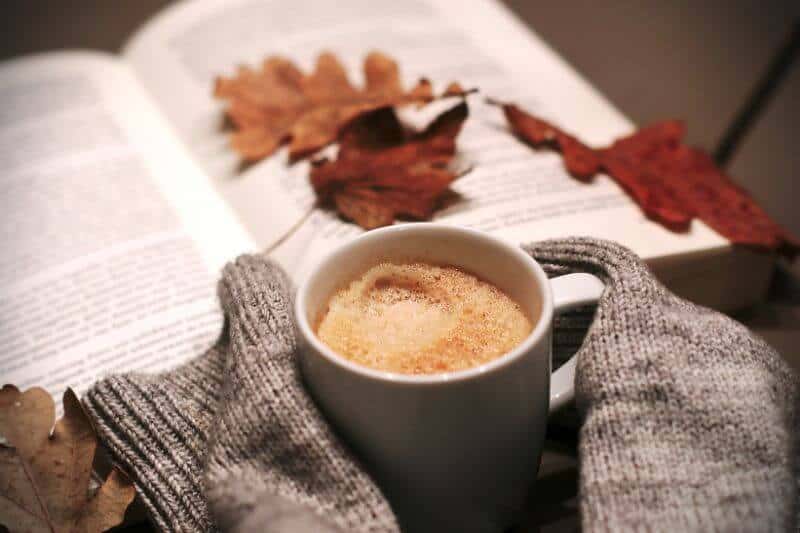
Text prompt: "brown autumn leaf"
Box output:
[[310, 100, 468, 229], [214, 51, 437, 163], [493, 100, 800, 256], [0, 386, 136, 533]]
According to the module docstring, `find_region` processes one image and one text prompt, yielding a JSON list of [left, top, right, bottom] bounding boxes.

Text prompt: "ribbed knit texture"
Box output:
[[84, 256, 397, 533], [524, 239, 798, 532], [83, 239, 798, 532]]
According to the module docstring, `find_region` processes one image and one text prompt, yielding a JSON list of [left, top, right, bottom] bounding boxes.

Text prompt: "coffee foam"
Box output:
[[315, 262, 533, 375]]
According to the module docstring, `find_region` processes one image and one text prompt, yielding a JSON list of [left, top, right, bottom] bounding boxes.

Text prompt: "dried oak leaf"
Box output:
[[215, 51, 435, 163], [310, 100, 468, 229], [0, 386, 135, 533], [494, 101, 799, 255]]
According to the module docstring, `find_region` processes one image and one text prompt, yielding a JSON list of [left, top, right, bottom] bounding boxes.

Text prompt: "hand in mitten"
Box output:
[[203, 256, 399, 533], [85, 255, 399, 533], [526, 239, 798, 532]]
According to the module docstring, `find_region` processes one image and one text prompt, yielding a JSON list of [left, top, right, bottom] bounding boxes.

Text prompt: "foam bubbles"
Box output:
[[315, 263, 533, 374]]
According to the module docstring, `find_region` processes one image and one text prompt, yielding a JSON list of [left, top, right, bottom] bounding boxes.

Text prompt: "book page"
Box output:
[[0, 52, 254, 403], [123, 0, 728, 279]]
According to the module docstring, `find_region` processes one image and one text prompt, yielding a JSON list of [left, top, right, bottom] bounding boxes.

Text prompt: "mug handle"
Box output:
[[548, 273, 605, 413]]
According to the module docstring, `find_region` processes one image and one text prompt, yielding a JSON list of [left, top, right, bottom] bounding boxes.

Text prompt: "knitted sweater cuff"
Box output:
[[83, 352, 224, 532]]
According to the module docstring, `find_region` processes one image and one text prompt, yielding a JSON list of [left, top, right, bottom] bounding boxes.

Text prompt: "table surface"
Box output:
[[2, 2, 798, 531]]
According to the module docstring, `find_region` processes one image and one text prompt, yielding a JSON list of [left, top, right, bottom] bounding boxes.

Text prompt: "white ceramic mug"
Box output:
[[295, 224, 604, 532]]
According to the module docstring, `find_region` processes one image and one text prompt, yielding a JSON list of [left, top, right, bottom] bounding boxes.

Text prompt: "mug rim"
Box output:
[[294, 223, 554, 386]]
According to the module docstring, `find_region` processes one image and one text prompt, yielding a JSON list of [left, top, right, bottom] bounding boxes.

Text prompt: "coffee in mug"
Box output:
[[315, 262, 533, 374]]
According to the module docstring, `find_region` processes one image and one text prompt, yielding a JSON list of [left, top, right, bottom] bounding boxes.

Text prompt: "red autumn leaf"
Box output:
[[494, 101, 799, 256], [597, 121, 694, 231], [494, 101, 600, 180], [214, 51, 436, 163], [310, 101, 468, 229]]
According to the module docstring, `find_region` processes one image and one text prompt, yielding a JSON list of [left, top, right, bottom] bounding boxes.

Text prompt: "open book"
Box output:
[[0, 0, 774, 403]]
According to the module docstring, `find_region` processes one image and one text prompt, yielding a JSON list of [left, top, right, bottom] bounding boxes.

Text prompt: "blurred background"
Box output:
[[2, 0, 798, 239]]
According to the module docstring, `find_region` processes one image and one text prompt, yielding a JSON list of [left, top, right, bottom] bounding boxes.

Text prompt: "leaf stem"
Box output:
[[0, 491, 41, 521], [262, 203, 318, 256], [19, 452, 56, 533], [484, 97, 506, 107]]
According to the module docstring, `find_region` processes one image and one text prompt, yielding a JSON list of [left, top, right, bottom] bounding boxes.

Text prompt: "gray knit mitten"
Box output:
[[84, 256, 398, 533], [525, 239, 798, 532], [83, 239, 797, 532]]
